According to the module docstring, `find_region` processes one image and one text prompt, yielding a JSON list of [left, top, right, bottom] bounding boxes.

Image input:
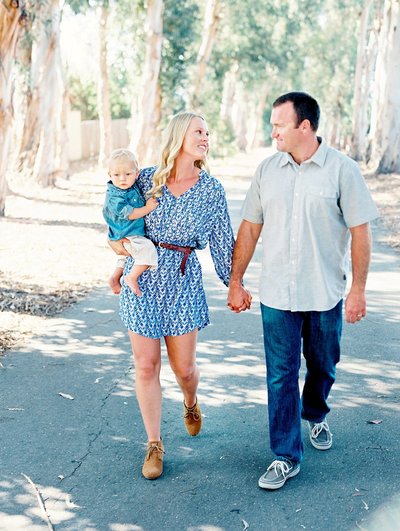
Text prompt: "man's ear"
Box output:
[[301, 119, 311, 132]]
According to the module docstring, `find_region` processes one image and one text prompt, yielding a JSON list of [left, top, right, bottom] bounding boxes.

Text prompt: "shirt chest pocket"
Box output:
[[304, 185, 339, 218]]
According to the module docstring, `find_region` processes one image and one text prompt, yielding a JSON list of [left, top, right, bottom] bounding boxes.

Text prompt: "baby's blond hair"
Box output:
[[108, 148, 139, 170]]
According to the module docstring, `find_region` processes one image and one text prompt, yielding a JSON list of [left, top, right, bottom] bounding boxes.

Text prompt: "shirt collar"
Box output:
[[278, 137, 328, 168]]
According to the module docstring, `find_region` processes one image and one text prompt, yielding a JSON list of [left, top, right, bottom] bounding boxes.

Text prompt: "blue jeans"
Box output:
[[260, 300, 342, 464]]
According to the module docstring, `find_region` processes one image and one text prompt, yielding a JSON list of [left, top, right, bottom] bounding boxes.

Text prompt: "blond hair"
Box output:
[[148, 112, 209, 198], [108, 148, 139, 170]]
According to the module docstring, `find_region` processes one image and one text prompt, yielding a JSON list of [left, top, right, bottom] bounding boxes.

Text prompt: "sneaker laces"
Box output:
[[267, 459, 291, 477], [310, 420, 330, 439]]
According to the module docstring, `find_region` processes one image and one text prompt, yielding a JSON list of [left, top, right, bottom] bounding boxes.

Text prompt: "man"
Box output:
[[227, 92, 379, 490]]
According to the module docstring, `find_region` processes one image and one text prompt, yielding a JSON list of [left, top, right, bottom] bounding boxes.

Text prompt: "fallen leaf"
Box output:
[[65, 495, 80, 508], [59, 393, 74, 400], [367, 419, 382, 424], [241, 519, 249, 531]]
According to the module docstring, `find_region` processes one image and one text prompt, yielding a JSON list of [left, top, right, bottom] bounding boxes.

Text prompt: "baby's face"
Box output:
[[109, 159, 139, 190]]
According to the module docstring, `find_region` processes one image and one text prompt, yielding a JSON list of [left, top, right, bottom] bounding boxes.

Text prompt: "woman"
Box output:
[[110, 112, 238, 480]]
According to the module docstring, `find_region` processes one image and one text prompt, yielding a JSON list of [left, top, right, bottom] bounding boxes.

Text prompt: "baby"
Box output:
[[103, 148, 158, 296]]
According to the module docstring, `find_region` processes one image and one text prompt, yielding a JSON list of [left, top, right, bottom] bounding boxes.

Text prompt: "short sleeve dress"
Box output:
[[119, 166, 234, 338]]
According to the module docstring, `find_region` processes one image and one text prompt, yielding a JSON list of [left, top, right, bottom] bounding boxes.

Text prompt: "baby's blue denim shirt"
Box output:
[[103, 181, 146, 240]]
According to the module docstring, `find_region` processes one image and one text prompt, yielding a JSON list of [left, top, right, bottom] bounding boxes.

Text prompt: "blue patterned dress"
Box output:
[[119, 166, 234, 338]]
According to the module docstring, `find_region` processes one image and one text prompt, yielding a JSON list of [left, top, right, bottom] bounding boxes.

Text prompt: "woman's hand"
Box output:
[[227, 282, 252, 313], [108, 238, 130, 256]]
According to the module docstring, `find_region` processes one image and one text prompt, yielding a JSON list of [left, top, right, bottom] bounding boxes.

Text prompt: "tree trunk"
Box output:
[[17, 0, 67, 186], [190, 0, 221, 109], [219, 63, 238, 130], [0, 1, 24, 216], [97, 3, 112, 167], [368, 0, 400, 173], [132, 0, 164, 166], [350, 0, 374, 160], [250, 80, 269, 149], [232, 82, 248, 152]]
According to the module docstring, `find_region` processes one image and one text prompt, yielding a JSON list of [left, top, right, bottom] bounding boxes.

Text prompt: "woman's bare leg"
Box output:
[[165, 329, 199, 408], [128, 331, 162, 441]]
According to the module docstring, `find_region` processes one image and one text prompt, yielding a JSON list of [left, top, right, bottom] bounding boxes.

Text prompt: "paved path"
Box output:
[[1, 154, 400, 531]]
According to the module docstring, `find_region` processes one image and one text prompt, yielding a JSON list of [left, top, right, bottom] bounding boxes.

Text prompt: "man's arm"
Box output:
[[227, 220, 262, 313], [345, 222, 372, 323]]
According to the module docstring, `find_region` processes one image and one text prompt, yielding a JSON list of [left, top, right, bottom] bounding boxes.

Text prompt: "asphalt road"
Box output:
[[1, 171, 399, 531]]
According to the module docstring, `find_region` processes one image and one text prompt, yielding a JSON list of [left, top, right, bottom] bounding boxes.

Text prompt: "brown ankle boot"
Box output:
[[183, 398, 202, 436], [142, 439, 164, 480]]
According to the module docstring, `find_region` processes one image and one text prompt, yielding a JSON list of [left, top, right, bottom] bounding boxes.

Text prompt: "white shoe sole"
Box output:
[[258, 465, 300, 490]]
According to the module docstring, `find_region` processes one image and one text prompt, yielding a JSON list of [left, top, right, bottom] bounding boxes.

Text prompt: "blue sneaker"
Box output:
[[258, 459, 300, 490]]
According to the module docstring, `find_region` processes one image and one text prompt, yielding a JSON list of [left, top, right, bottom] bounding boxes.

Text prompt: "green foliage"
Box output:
[[64, 0, 366, 150], [160, 0, 201, 117], [109, 61, 131, 118], [68, 76, 98, 120]]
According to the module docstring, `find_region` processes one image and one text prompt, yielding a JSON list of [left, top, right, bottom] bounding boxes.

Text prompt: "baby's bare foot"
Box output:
[[108, 274, 122, 294], [125, 275, 142, 296]]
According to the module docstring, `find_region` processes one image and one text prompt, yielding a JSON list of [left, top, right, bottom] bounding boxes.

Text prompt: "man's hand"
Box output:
[[108, 238, 130, 256], [227, 282, 252, 313], [345, 288, 366, 324]]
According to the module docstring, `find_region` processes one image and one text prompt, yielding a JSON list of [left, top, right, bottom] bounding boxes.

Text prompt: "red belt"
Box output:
[[157, 243, 195, 275]]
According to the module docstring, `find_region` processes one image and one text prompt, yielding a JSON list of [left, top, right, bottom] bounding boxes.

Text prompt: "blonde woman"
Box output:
[[109, 112, 242, 480]]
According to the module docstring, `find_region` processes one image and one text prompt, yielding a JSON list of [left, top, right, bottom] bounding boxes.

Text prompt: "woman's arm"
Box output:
[[208, 186, 236, 287]]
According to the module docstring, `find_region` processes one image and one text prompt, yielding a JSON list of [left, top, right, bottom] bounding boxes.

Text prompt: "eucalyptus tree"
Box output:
[[131, 0, 164, 165], [190, 0, 221, 110], [0, 0, 26, 215], [15, 0, 68, 186], [204, 0, 317, 152], [350, 0, 379, 160], [368, 0, 400, 173], [68, 0, 112, 167]]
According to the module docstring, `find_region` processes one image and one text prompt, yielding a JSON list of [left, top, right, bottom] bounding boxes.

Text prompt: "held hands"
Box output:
[[227, 281, 252, 313], [345, 288, 366, 324], [145, 197, 158, 213]]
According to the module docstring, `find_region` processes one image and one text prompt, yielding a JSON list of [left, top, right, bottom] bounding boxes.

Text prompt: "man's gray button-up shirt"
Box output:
[[241, 138, 379, 312]]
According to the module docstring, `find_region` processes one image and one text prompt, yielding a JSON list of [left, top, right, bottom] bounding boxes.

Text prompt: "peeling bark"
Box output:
[[131, 0, 164, 166], [368, 0, 400, 173], [97, 3, 112, 167], [0, 0, 25, 215]]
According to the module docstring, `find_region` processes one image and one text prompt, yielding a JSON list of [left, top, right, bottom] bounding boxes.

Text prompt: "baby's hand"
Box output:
[[146, 197, 158, 212]]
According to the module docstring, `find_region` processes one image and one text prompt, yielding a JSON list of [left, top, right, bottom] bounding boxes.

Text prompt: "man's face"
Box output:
[[270, 101, 302, 153]]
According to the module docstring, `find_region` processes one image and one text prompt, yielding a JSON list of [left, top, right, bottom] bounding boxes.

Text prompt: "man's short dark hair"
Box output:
[[273, 92, 320, 131]]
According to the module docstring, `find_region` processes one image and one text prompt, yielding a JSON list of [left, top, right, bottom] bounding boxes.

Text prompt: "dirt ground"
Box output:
[[0, 152, 399, 358]]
